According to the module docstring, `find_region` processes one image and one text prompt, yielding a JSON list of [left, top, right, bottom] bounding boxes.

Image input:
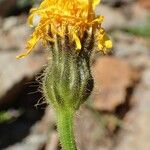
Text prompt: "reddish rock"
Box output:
[[92, 56, 139, 112], [139, 0, 150, 8]]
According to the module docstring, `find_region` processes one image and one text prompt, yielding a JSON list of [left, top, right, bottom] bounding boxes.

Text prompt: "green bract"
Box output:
[[43, 31, 94, 112]]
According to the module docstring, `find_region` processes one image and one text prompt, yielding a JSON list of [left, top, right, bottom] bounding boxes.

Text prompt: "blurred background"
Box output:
[[0, 0, 150, 150]]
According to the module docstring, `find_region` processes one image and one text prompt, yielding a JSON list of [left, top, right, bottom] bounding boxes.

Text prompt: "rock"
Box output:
[[114, 82, 150, 150], [4, 108, 55, 150], [92, 56, 139, 112], [139, 0, 150, 8], [0, 16, 43, 53], [75, 106, 113, 150], [2, 16, 18, 31], [113, 31, 150, 57], [0, 51, 46, 107], [0, 16, 43, 55], [45, 132, 58, 150], [129, 4, 150, 26], [95, 4, 127, 30], [141, 69, 150, 88], [95, 3, 149, 31], [0, 23, 30, 51], [0, 15, 47, 107], [128, 55, 150, 70]]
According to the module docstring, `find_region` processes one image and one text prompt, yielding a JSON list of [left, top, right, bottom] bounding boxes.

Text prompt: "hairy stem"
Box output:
[[56, 109, 77, 150]]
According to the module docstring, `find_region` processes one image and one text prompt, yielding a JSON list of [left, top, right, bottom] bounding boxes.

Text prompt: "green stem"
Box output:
[[56, 109, 77, 150]]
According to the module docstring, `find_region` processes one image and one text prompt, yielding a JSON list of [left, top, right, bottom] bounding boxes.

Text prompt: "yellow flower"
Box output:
[[17, 0, 112, 59]]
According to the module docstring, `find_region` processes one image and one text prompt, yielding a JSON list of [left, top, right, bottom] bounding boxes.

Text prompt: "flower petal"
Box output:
[[16, 32, 40, 59], [72, 32, 81, 50]]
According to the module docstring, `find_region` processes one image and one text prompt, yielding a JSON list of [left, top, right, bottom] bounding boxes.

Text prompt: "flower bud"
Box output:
[[43, 30, 94, 111]]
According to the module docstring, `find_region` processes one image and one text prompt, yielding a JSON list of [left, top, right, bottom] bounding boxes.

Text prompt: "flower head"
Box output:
[[17, 0, 112, 59]]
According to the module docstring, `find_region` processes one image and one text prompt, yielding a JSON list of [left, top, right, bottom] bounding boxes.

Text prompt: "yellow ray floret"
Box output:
[[17, 0, 112, 59]]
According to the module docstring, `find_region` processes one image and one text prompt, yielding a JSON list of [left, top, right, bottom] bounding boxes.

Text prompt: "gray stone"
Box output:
[[0, 23, 30, 51], [4, 108, 55, 150], [113, 31, 150, 57], [3, 17, 18, 31], [114, 87, 150, 150], [0, 51, 46, 106], [95, 4, 127, 30], [141, 69, 150, 88], [114, 78, 150, 150]]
